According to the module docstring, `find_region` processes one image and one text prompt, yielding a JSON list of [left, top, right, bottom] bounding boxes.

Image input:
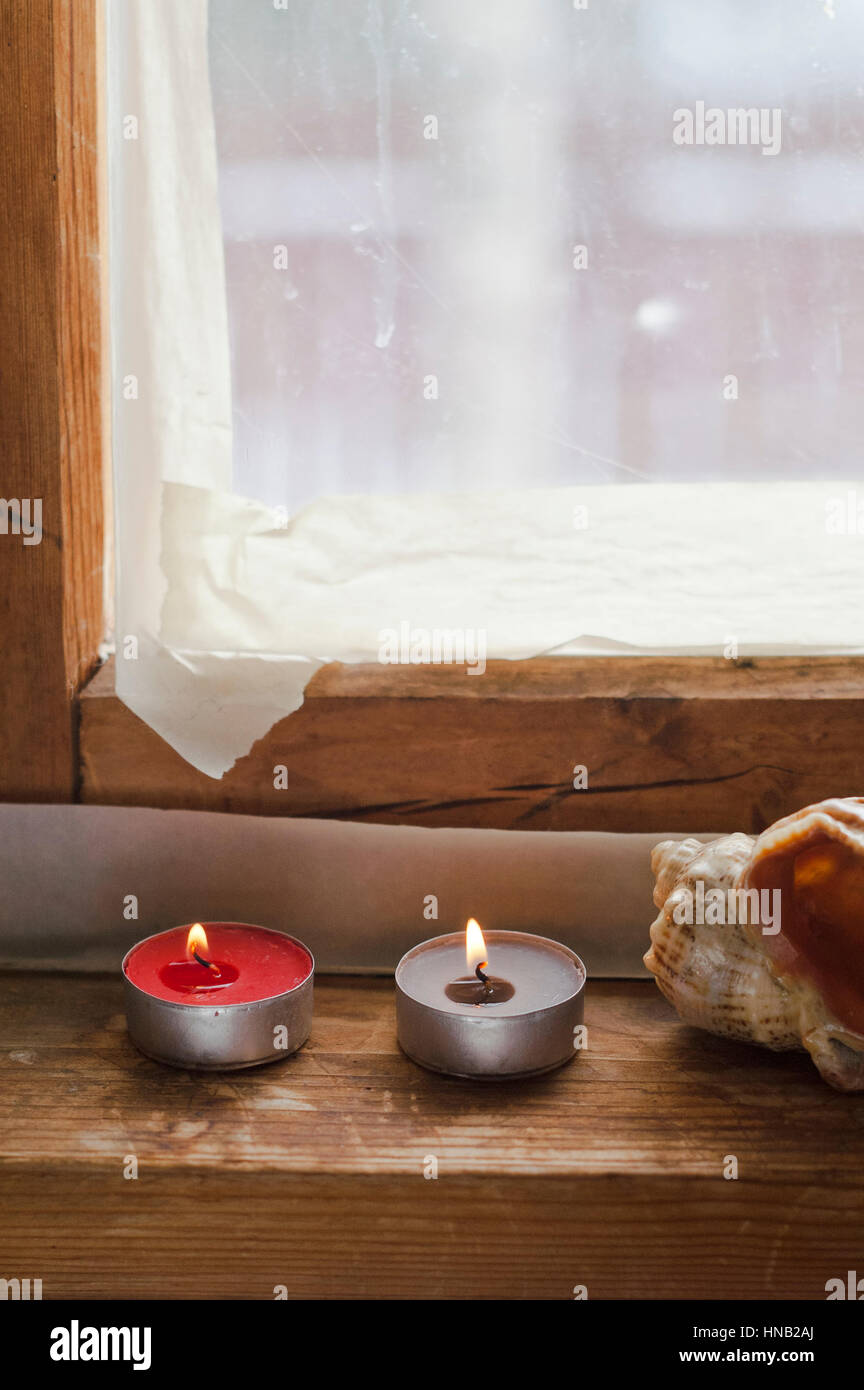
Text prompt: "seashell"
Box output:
[[644, 798, 864, 1090]]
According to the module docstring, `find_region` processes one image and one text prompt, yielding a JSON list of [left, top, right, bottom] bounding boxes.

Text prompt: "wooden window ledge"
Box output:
[[1, 971, 861, 1299], [79, 654, 864, 831]]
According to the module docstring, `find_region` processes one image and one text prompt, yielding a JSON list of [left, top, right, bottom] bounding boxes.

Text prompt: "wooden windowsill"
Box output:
[[79, 654, 864, 831], [1, 971, 860, 1299]]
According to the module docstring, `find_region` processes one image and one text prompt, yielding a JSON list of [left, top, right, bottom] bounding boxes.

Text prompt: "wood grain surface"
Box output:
[[81, 654, 864, 832], [0, 0, 106, 801], [1, 972, 862, 1299]]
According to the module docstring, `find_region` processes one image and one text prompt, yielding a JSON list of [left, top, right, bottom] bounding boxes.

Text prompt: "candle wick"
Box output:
[[193, 949, 221, 980], [475, 961, 490, 990]]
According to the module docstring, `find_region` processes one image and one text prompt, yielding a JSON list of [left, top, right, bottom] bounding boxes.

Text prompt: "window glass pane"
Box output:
[[208, 0, 864, 512]]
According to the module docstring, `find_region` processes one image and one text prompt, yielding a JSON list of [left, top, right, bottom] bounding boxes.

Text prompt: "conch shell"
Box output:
[[645, 798, 864, 1090]]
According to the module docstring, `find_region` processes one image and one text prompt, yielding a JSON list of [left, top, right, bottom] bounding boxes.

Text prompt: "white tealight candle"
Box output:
[[396, 920, 586, 1080]]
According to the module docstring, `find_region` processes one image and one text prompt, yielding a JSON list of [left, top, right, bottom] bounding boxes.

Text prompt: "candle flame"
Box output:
[[465, 918, 488, 973], [186, 923, 210, 959]]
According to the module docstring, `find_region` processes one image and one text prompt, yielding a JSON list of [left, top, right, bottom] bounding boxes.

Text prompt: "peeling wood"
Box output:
[[80, 656, 864, 832]]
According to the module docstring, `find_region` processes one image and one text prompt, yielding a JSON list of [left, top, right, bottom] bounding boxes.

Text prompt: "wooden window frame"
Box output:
[[79, 653, 864, 831], [0, 0, 107, 801], [4, 0, 863, 831]]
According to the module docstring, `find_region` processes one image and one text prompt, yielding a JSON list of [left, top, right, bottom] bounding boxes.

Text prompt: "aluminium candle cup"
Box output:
[[122, 925, 314, 1071], [396, 930, 586, 1080]]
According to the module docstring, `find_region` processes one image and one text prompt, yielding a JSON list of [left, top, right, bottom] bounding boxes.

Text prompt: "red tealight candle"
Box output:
[[123, 922, 314, 1070]]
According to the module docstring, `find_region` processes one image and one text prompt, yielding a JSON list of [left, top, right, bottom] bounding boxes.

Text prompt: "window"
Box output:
[[107, 0, 864, 780], [209, 0, 864, 504]]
